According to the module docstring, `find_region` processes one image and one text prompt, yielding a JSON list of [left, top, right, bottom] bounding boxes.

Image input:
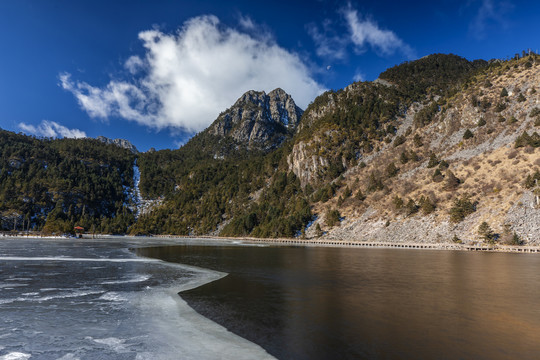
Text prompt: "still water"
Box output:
[[139, 244, 540, 360]]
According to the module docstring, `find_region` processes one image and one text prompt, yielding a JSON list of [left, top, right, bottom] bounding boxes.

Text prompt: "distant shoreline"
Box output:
[[149, 234, 540, 254], [3, 233, 539, 254]]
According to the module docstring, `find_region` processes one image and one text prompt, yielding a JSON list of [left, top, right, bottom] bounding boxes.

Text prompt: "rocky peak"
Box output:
[[96, 136, 138, 154], [208, 88, 303, 150]]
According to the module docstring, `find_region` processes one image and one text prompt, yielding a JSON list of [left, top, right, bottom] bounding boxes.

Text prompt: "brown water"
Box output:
[[138, 244, 540, 360]]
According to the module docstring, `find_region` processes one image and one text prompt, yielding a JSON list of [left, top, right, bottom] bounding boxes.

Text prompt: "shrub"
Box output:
[[393, 135, 406, 147], [463, 129, 474, 139], [500, 224, 523, 245], [432, 168, 444, 182], [478, 221, 496, 244], [386, 162, 399, 177], [419, 196, 436, 215], [393, 195, 404, 210], [495, 102, 507, 112], [315, 223, 323, 237], [386, 124, 397, 135], [471, 95, 479, 107], [510, 232, 523, 245], [449, 194, 476, 223], [524, 171, 540, 189], [427, 153, 439, 168], [500, 87, 508, 97], [477, 118, 487, 127], [438, 160, 449, 170], [405, 199, 419, 216], [480, 99, 491, 110], [515, 131, 540, 148], [366, 172, 384, 193], [355, 189, 366, 201], [413, 134, 423, 147], [517, 93, 526, 102], [509, 116, 518, 124], [400, 151, 409, 164], [326, 209, 341, 227], [530, 107, 540, 117], [444, 170, 460, 191]]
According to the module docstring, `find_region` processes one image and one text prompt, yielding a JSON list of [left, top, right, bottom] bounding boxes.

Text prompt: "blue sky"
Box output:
[[0, 0, 538, 151]]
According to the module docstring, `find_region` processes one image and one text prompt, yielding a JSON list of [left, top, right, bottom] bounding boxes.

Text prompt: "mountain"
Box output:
[[131, 88, 306, 235], [2, 52, 539, 244], [208, 88, 303, 150], [97, 136, 138, 154], [292, 53, 539, 244]]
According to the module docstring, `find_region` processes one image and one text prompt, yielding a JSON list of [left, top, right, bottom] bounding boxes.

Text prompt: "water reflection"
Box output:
[[138, 245, 540, 360]]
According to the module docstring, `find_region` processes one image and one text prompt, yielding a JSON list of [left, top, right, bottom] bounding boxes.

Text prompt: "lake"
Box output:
[[1, 237, 540, 359], [138, 243, 540, 360]]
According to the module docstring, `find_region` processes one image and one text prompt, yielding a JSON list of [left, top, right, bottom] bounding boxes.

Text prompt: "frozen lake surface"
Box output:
[[0, 237, 273, 360]]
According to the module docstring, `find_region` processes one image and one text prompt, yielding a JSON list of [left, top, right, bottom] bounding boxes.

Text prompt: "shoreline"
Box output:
[[4, 233, 540, 253], [152, 235, 540, 254]]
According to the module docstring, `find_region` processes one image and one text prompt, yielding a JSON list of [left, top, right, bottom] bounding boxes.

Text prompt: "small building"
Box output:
[[74, 226, 84, 238]]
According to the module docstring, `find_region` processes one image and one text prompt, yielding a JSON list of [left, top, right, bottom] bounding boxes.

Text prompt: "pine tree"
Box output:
[[478, 221, 496, 244], [315, 223, 323, 237], [427, 153, 439, 168]]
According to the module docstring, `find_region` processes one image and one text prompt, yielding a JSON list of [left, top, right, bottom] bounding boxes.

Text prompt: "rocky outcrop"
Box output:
[[287, 140, 329, 187], [97, 136, 138, 153], [208, 88, 303, 150]]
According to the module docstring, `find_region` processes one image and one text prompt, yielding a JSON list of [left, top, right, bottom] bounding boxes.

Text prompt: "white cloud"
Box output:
[[61, 15, 324, 133], [469, 0, 512, 39], [238, 15, 256, 30], [124, 56, 144, 74], [307, 21, 348, 61], [343, 6, 415, 58], [308, 4, 415, 64], [353, 71, 364, 82], [18, 120, 86, 139]]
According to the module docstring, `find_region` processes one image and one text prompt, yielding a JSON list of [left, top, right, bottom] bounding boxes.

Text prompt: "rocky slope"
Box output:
[[97, 136, 138, 153], [300, 54, 540, 244], [207, 88, 303, 151]]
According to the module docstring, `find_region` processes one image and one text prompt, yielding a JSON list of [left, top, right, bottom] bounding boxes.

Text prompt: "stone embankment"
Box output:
[[154, 235, 540, 253]]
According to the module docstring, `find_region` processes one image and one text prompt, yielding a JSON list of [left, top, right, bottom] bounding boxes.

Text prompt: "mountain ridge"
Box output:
[[2, 52, 539, 245]]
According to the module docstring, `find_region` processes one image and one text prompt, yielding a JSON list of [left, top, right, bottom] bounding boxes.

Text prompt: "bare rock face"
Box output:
[[287, 140, 329, 187], [208, 88, 303, 150], [97, 136, 138, 154]]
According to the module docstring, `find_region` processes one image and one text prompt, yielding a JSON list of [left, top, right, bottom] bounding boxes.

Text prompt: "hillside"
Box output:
[[301, 54, 540, 244], [0, 132, 136, 234], [2, 52, 538, 245], [131, 87, 309, 236]]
